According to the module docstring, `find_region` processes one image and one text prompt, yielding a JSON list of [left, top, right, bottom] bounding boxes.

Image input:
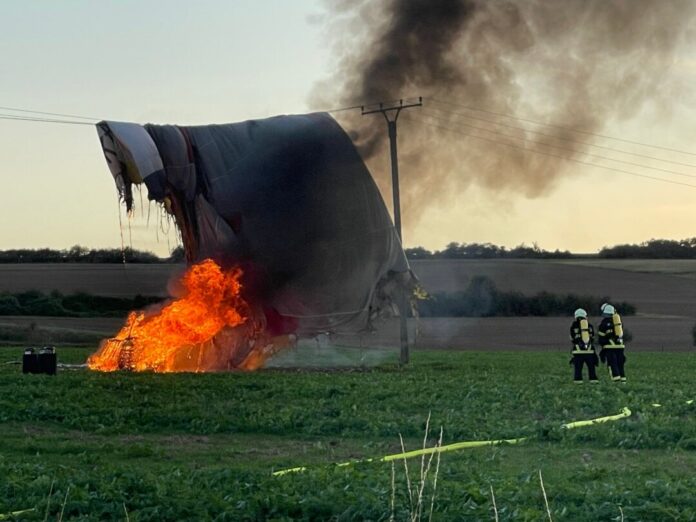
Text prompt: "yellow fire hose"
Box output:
[[272, 407, 632, 477], [560, 407, 631, 429], [0, 509, 35, 520]]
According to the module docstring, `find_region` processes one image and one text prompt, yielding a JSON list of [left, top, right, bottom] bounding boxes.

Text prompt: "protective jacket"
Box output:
[[598, 315, 625, 349], [569, 318, 595, 354]]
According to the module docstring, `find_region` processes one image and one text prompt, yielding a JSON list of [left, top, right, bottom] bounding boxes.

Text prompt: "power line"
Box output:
[[417, 110, 696, 180], [428, 97, 696, 158], [0, 102, 366, 126], [324, 104, 365, 113], [0, 105, 99, 121], [403, 115, 696, 189], [0, 100, 375, 126], [0, 96, 419, 126], [424, 105, 696, 170], [0, 114, 95, 126]]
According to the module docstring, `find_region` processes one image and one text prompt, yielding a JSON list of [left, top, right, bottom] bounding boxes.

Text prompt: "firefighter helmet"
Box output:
[[602, 304, 615, 315], [574, 308, 588, 319]]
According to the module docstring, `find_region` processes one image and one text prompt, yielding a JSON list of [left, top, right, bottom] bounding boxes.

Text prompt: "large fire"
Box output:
[[88, 259, 291, 372]]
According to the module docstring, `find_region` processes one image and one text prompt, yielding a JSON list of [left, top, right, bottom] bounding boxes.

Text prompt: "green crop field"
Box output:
[[1, 348, 695, 521]]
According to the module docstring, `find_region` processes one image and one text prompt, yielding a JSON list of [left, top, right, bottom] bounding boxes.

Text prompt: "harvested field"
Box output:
[[1, 315, 690, 351], [334, 315, 694, 352], [0, 263, 175, 297], [557, 258, 696, 279], [3, 260, 696, 315], [1, 261, 695, 350], [411, 259, 696, 317], [466, 314, 687, 351]]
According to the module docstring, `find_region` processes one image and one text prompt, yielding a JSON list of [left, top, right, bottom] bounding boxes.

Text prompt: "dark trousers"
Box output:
[[603, 349, 626, 380], [572, 353, 598, 381]]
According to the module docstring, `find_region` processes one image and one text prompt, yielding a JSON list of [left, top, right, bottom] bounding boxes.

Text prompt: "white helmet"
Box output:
[[600, 302, 610, 314], [602, 304, 615, 315], [574, 308, 588, 319]]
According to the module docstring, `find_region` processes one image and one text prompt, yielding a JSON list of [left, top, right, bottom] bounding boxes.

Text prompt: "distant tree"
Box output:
[[466, 275, 498, 316], [0, 247, 162, 263], [438, 242, 466, 259], [404, 242, 572, 260], [67, 245, 90, 262], [405, 246, 433, 260], [599, 238, 696, 259], [437, 242, 506, 259], [0, 295, 22, 315], [168, 246, 186, 263], [508, 242, 572, 259], [121, 247, 159, 263]]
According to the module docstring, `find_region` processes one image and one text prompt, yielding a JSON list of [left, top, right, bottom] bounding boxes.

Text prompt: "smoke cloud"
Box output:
[[311, 0, 695, 229]]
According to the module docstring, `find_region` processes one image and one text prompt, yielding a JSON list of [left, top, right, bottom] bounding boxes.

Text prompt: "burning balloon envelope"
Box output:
[[89, 113, 413, 372]]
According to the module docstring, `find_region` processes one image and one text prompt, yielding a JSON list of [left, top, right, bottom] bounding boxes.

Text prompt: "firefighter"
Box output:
[[598, 303, 627, 382], [569, 308, 598, 384]]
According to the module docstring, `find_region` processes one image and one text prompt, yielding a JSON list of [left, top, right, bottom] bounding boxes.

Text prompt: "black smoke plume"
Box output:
[[311, 0, 695, 228]]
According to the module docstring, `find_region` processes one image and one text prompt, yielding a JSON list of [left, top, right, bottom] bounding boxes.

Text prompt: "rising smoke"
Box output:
[[312, 0, 695, 226]]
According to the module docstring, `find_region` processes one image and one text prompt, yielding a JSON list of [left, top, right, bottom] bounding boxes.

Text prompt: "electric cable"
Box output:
[[402, 115, 696, 189], [415, 110, 696, 180], [428, 97, 696, 157], [0, 105, 99, 121], [0, 95, 419, 127], [0, 100, 386, 125], [0, 113, 95, 126], [324, 104, 365, 113], [423, 105, 696, 169]]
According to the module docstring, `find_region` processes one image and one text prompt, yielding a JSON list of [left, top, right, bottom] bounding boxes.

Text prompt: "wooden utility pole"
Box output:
[[362, 97, 422, 365]]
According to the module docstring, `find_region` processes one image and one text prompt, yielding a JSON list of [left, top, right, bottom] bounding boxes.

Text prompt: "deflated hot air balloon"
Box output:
[[89, 113, 413, 372]]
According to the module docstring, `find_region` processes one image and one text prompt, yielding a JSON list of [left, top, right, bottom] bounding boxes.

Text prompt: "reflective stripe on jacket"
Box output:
[[598, 316, 625, 348], [570, 319, 595, 354]]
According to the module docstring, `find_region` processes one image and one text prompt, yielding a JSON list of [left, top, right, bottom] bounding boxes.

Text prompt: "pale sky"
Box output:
[[1, 1, 695, 256]]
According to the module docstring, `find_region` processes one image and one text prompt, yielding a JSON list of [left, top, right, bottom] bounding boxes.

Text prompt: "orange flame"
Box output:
[[88, 259, 288, 373]]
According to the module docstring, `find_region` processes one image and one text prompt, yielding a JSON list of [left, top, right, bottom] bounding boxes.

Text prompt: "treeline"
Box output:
[[406, 242, 573, 260], [0, 291, 162, 318], [406, 238, 696, 260], [417, 276, 636, 318], [0, 246, 182, 263], [8, 239, 696, 262], [599, 238, 696, 259]]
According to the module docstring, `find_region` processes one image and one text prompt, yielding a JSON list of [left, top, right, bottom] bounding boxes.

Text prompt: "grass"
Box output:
[[0, 347, 695, 520]]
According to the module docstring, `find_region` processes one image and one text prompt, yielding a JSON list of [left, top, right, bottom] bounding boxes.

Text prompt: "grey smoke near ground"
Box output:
[[265, 336, 398, 368], [311, 0, 695, 228]]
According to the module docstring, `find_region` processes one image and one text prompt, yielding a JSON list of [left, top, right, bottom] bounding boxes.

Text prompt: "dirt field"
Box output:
[[333, 316, 694, 352], [4, 259, 696, 314], [411, 259, 696, 317], [1, 260, 695, 351], [0, 263, 176, 297], [557, 258, 696, 279]]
